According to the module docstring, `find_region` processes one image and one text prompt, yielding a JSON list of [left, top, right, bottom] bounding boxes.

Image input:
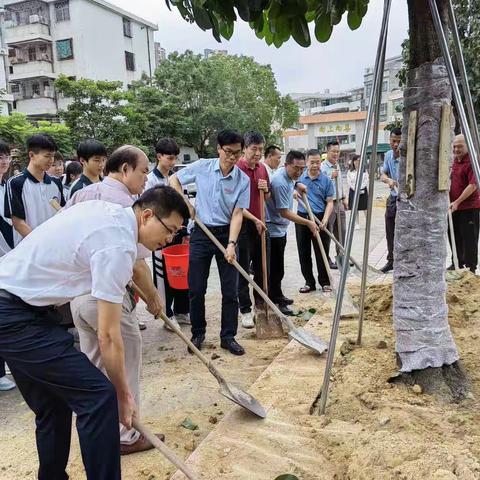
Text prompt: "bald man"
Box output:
[[449, 134, 480, 273]]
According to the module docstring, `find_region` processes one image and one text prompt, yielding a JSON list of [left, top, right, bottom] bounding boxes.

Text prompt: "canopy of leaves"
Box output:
[[165, 0, 370, 47]]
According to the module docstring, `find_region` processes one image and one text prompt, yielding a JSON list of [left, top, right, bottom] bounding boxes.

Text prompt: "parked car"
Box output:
[[172, 164, 197, 197]]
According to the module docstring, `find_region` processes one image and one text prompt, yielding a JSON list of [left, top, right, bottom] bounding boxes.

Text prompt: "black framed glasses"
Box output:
[[156, 215, 186, 237], [221, 147, 243, 159]]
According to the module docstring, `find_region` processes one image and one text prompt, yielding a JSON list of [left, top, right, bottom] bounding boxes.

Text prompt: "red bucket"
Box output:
[[162, 244, 189, 290]]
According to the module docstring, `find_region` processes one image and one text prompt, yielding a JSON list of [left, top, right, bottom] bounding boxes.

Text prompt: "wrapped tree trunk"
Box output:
[[393, 0, 468, 400]]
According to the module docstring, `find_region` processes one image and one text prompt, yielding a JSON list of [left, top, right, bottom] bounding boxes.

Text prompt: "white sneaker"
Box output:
[[0, 376, 16, 391], [174, 313, 191, 325], [164, 316, 181, 332], [241, 312, 255, 329]]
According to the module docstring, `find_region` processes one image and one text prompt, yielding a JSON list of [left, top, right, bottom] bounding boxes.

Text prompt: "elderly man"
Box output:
[[449, 134, 480, 274], [262, 144, 282, 180]]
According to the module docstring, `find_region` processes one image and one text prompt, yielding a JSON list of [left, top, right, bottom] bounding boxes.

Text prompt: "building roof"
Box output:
[[284, 129, 308, 137], [300, 111, 367, 124]]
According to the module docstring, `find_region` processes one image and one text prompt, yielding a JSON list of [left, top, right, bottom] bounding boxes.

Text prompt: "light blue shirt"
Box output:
[[176, 158, 250, 226], [266, 167, 295, 238], [297, 171, 334, 214], [320, 160, 344, 199], [382, 150, 400, 197]]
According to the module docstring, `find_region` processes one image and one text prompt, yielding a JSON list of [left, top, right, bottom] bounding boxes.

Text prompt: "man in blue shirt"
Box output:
[[380, 127, 402, 273], [297, 149, 335, 293], [170, 130, 250, 355], [266, 150, 318, 315]]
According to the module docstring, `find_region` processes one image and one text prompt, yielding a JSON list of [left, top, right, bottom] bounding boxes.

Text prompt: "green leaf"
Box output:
[[235, 0, 251, 21], [314, 14, 333, 43], [181, 418, 199, 430], [274, 475, 300, 480], [347, 8, 362, 30], [291, 15, 311, 47], [192, 4, 212, 30]]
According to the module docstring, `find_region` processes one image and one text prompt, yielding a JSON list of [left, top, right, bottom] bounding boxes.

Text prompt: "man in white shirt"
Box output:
[[262, 144, 282, 180], [66, 145, 164, 455], [0, 187, 189, 480]]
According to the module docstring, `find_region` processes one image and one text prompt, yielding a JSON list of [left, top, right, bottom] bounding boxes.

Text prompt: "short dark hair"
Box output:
[[134, 185, 190, 221], [217, 129, 243, 148], [53, 151, 64, 164], [326, 141, 339, 150], [27, 134, 57, 154], [244, 131, 265, 148], [391, 127, 402, 137], [65, 160, 82, 185], [105, 145, 145, 174], [265, 145, 280, 157], [285, 150, 305, 165], [77, 139, 107, 161], [155, 138, 180, 156], [307, 149, 321, 159], [0, 140, 10, 156]]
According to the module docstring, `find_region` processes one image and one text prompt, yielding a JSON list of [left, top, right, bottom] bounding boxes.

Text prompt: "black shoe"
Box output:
[[187, 335, 205, 354], [329, 261, 338, 270], [281, 296, 294, 305], [221, 339, 245, 356], [277, 303, 294, 316], [380, 262, 394, 273]]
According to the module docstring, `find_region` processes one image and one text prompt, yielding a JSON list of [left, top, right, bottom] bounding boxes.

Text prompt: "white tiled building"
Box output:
[[4, 0, 157, 119]]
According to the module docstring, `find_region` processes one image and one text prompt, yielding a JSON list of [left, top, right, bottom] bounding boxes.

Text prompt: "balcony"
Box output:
[[5, 22, 52, 45], [14, 96, 57, 116], [9, 59, 56, 81]]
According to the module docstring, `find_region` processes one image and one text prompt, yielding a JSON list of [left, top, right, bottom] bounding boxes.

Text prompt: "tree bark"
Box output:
[[393, 0, 468, 400]]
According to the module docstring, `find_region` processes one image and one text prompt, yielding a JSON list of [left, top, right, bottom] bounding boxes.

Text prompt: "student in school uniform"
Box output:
[[0, 187, 189, 480], [47, 151, 65, 178], [145, 138, 190, 332], [67, 145, 164, 455], [5, 134, 65, 246], [69, 139, 107, 197], [0, 140, 16, 392], [170, 130, 250, 356], [63, 160, 82, 200]]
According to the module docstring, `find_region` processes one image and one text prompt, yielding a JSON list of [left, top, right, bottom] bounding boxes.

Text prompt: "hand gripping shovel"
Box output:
[[132, 419, 200, 480], [254, 190, 284, 339], [193, 217, 328, 355], [131, 282, 267, 419], [302, 194, 359, 318]]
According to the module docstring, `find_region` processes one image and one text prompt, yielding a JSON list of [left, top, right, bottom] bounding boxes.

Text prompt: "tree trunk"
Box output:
[[392, 0, 468, 401]]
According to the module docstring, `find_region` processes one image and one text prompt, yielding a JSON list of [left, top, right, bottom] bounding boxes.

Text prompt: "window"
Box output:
[[55, 1, 70, 22], [125, 51, 135, 71], [10, 84, 20, 93], [350, 135, 356, 144], [183, 154, 191, 163], [32, 82, 41, 96], [123, 18, 132, 37], [28, 47, 37, 61], [56, 38, 73, 60], [365, 82, 372, 98], [380, 103, 388, 122], [382, 80, 389, 92]]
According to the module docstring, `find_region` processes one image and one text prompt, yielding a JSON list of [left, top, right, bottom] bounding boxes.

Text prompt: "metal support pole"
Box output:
[[318, 0, 392, 415], [428, 0, 480, 189], [447, 0, 480, 156], [356, 29, 387, 346]]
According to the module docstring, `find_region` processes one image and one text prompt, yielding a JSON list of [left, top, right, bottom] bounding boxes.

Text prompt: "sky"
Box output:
[[112, 0, 409, 95]]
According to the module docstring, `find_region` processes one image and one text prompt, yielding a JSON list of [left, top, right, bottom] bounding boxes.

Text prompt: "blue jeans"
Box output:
[[188, 226, 239, 340], [0, 291, 121, 480]]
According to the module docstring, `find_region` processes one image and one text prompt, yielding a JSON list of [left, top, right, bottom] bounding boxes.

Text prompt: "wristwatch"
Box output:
[[228, 240, 237, 246]]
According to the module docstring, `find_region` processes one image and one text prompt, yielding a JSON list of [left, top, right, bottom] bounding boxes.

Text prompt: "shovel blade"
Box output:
[[288, 328, 328, 355], [255, 307, 284, 339], [219, 383, 267, 418]]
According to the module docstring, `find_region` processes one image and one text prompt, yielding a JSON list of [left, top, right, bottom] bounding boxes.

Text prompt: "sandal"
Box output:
[[299, 285, 316, 293], [321, 285, 333, 293]]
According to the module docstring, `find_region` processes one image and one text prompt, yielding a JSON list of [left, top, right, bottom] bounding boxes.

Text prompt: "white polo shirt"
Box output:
[[0, 201, 138, 307], [5, 168, 65, 246]]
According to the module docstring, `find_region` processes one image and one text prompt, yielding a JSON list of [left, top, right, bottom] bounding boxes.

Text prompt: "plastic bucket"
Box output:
[[162, 244, 189, 290]]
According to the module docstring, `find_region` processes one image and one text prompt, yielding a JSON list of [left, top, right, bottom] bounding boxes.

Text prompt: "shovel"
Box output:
[[255, 190, 284, 339], [131, 282, 267, 419], [132, 420, 200, 480], [302, 194, 359, 318], [297, 197, 381, 276], [193, 217, 328, 355]]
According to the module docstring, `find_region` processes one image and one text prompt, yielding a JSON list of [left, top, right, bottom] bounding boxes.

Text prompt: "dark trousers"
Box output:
[[188, 226, 239, 340], [327, 200, 346, 257], [385, 194, 397, 263], [0, 293, 121, 480], [449, 208, 480, 272], [238, 220, 270, 313], [295, 212, 330, 288], [269, 234, 287, 304], [0, 357, 5, 377]]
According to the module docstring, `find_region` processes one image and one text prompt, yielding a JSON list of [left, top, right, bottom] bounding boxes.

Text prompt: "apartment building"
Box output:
[[4, 0, 157, 119]]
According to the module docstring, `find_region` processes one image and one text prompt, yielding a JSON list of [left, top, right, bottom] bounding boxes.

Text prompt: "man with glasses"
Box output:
[[170, 130, 250, 355], [236, 131, 270, 329], [0, 140, 16, 392], [5, 134, 65, 246], [266, 150, 318, 315], [66, 146, 164, 455]]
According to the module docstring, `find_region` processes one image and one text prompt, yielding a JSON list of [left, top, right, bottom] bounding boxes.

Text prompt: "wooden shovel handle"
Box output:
[[259, 190, 269, 295]]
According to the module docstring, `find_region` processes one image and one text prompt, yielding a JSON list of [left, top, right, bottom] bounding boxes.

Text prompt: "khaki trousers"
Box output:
[[71, 294, 142, 445]]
